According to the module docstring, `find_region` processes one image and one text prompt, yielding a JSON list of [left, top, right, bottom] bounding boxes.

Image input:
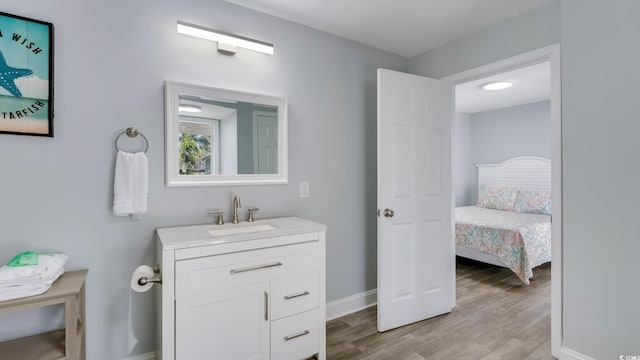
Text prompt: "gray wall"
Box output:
[[0, 1, 406, 359], [408, 1, 560, 77], [467, 101, 551, 203], [235, 102, 265, 174], [561, 0, 640, 358], [453, 112, 472, 206]]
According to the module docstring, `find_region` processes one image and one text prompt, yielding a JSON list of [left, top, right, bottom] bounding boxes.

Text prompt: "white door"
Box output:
[[253, 111, 278, 174], [377, 68, 455, 332]]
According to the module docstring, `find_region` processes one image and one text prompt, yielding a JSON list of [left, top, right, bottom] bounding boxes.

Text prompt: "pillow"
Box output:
[[514, 189, 551, 215], [476, 186, 519, 211]]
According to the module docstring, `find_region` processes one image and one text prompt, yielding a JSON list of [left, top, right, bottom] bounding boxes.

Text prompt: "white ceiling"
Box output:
[[178, 99, 237, 135], [225, 0, 552, 58], [179, 100, 237, 120], [455, 61, 550, 114]]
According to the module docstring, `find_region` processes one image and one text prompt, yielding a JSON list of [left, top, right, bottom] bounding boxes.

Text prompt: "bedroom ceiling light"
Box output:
[[481, 81, 513, 90], [177, 20, 274, 55], [178, 104, 202, 113]]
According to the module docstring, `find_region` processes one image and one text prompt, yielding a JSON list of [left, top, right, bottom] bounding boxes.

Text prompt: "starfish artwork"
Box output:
[[0, 49, 33, 98]]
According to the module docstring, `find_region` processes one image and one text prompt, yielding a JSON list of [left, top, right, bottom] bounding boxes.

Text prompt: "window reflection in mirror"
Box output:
[[178, 120, 215, 175]]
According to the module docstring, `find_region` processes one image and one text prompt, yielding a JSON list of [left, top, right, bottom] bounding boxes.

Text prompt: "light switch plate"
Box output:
[[299, 181, 310, 197]]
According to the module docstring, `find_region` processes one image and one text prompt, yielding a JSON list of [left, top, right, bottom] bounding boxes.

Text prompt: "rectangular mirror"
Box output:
[[165, 81, 288, 186]]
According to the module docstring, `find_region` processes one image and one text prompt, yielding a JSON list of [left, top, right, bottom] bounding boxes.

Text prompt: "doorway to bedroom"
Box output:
[[449, 47, 560, 357], [374, 45, 561, 358]]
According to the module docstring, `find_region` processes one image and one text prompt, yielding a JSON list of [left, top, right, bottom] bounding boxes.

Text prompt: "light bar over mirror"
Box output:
[[177, 20, 274, 55]]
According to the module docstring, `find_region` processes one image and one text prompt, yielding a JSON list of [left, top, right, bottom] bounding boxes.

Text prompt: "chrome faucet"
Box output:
[[232, 195, 242, 224]]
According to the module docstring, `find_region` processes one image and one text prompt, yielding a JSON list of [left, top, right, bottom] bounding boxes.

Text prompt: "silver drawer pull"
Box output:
[[230, 262, 283, 274], [284, 330, 310, 341], [284, 291, 310, 300]]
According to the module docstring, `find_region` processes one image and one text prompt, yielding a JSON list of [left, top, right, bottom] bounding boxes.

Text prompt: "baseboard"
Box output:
[[123, 351, 157, 360], [559, 347, 597, 360], [326, 288, 377, 321]]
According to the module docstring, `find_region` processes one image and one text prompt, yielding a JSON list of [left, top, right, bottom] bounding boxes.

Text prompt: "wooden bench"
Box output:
[[0, 270, 88, 360]]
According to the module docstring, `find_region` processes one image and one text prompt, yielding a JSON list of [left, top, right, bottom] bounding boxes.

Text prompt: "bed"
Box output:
[[455, 156, 552, 284]]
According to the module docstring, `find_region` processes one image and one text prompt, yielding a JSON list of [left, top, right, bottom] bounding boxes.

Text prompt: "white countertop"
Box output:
[[156, 216, 327, 250]]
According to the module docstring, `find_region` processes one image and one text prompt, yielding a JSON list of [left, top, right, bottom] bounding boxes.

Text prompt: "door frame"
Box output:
[[443, 44, 562, 358]]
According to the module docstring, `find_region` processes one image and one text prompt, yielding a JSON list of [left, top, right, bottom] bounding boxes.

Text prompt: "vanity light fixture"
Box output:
[[178, 104, 202, 113], [177, 20, 274, 55], [481, 81, 513, 90]]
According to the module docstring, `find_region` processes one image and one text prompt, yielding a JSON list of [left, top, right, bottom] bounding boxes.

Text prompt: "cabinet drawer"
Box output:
[[271, 310, 319, 360], [271, 272, 318, 320], [176, 242, 319, 299]]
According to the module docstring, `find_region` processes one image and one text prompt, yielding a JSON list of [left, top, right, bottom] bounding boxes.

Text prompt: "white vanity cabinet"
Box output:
[[156, 217, 326, 360]]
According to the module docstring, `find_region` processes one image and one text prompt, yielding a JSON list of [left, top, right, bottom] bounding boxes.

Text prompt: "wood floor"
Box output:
[[326, 258, 552, 360]]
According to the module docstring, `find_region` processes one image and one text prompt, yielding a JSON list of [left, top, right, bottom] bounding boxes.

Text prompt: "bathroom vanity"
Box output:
[[156, 217, 326, 360]]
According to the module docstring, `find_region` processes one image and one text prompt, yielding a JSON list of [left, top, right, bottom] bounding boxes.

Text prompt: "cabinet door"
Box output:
[[176, 282, 270, 360]]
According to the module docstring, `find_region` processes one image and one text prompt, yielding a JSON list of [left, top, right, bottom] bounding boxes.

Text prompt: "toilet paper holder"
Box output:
[[137, 266, 162, 286]]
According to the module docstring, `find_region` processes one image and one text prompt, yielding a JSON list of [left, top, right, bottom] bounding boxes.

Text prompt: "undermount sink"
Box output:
[[208, 223, 277, 237]]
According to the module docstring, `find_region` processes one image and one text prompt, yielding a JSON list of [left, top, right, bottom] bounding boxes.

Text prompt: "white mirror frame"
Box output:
[[164, 81, 288, 187]]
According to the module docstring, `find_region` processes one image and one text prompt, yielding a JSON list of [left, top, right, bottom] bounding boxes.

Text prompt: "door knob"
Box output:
[[383, 209, 395, 218]]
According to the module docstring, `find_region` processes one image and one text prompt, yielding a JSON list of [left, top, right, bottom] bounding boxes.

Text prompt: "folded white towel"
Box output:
[[0, 283, 51, 302], [0, 253, 67, 286], [113, 151, 148, 217], [0, 267, 63, 301], [0, 253, 66, 301]]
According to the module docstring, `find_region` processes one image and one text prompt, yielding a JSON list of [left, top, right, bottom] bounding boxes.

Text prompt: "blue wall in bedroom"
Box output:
[[453, 112, 472, 206], [457, 100, 551, 205]]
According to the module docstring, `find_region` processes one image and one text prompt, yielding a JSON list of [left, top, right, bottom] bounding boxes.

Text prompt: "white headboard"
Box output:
[[477, 156, 551, 193]]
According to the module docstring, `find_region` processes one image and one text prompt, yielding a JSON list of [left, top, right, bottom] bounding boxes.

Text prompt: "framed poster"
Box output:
[[0, 12, 53, 137]]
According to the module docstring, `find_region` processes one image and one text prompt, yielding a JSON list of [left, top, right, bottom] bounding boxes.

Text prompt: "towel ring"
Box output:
[[115, 127, 149, 153]]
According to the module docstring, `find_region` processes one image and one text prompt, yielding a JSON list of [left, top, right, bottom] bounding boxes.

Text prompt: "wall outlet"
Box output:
[[299, 181, 310, 198]]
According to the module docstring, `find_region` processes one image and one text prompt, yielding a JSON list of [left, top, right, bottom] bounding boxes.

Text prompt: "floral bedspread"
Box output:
[[455, 206, 551, 285]]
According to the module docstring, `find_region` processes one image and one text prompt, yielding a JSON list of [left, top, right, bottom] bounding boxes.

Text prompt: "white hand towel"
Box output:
[[113, 151, 148, 217]]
